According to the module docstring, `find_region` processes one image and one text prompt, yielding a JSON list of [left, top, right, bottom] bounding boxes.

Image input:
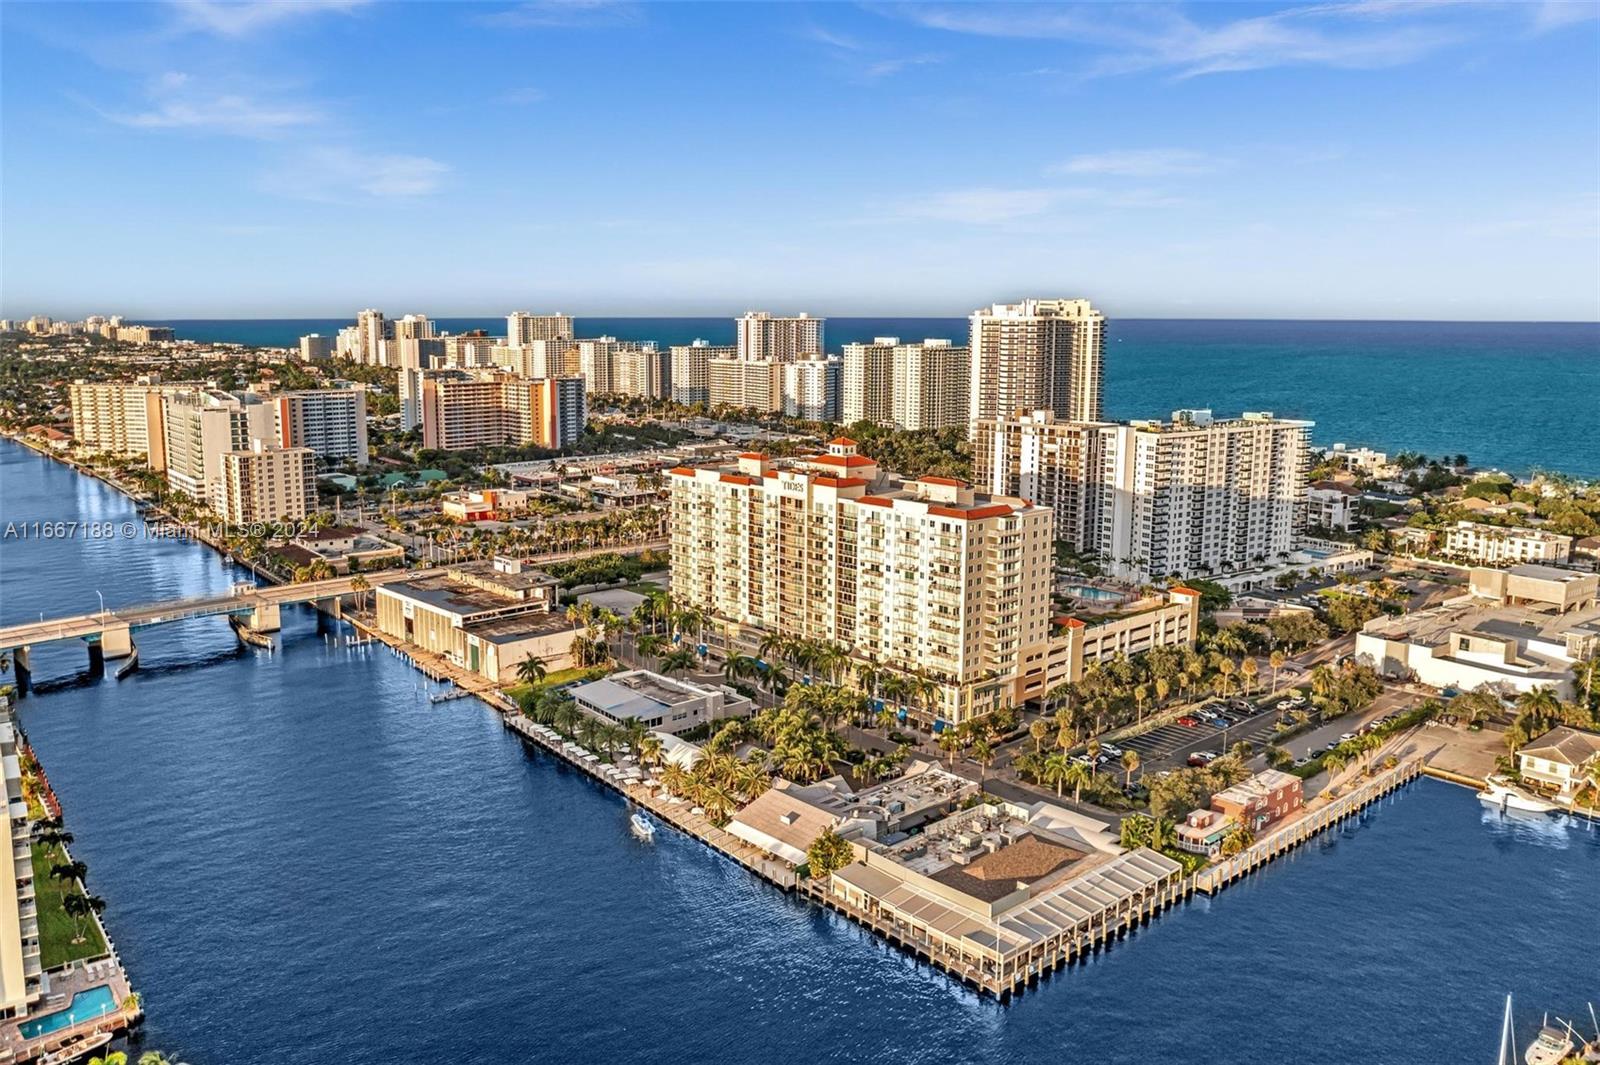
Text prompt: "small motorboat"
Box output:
[[1479, 776, 1560, 815], [40, 1030, 112, 1065], [630, 812, 655, 840]]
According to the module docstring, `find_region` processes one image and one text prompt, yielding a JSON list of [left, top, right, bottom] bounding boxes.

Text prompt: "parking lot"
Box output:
[[1121, 695, 1308, 772]]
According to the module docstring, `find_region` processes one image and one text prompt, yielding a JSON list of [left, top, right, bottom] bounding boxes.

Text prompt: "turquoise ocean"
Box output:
[[149, 317, 1600, 478]]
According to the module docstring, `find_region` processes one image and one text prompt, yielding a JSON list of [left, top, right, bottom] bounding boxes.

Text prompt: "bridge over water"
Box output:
[[0, 568, 436, 693]]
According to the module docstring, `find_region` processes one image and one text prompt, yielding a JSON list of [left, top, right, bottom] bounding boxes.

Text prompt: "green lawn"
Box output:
[[505, 666, 606, 703], [30, 842, 108, 969]]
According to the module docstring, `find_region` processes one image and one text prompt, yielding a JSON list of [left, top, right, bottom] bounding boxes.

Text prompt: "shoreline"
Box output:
[[2, 434, 1588, 1007]]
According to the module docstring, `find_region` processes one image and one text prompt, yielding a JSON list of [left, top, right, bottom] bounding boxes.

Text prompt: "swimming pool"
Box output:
[[1060, 583, 1127, 602], [18, 985, 117, 1039]]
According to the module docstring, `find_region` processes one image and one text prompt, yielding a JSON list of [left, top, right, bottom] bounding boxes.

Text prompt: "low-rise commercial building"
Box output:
[[1177, 769, 1304, 856], [1357, 565, 1600, 697], [1307, 481, 1358, 531], [374, 556, 578, 683], [440, 488, 534, 522], [569, 670, 753, 737]]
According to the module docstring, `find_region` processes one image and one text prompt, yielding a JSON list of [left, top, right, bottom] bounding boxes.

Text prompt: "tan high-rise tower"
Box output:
[[967, 298, 1105, 431]]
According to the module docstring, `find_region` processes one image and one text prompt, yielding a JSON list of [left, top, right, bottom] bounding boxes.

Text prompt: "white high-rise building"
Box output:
[[272, 388, 369, 467], [612, 344, 667, 399], [668, 440, 1054, 724], [506, 312, 574, 346], [0, 710, 42, 1019], [968, 299, 1105, 430], [735, 311, 823, 362], [298, 334, 332, 361], [974, 409, 1312, 582], [160, 390, 277, 502], [892, 339, 970, 432], [782, 354, 842, 422], [355, 309, 390, 365], [707, 356, 783, 412], [442, 332, 497, 368], [670, 339, 732, 406], [841, 338, 898, 425]]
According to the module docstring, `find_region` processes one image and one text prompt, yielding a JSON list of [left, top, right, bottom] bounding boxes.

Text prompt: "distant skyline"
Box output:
[[3, 1, 1598, 321]]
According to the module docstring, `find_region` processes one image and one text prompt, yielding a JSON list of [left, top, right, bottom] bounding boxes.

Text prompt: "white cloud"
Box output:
[[259, 148, 449, 203], [499, 87, 548, 105], [478, 1, 642, 29], [1053, 148, 1225, 178], [884, 1, 1487, 78], [112, 93, 321, 135], [167, 0, 369, 37]]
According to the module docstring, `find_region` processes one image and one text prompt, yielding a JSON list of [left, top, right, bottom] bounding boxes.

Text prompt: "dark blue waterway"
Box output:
[[1, 438, 1596, 1064], [151, 317, 1600, 478]]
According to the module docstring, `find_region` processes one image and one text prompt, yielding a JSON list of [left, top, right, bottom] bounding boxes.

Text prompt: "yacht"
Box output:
[[1525, 1023, 1575, 1065], [630, 812, 655, 840], [39, 1031, 112, 1065], [1479, 776, 1560, 815]]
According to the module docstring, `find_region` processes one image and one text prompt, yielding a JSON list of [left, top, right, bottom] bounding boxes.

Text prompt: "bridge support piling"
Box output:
[[87, 642, 105, 677], [99, 623, 134, 659], [246, 603, 281, 634], [11, 647, 30, 696]]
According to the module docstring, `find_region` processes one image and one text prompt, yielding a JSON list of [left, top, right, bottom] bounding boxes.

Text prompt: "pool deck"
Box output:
[[0, 958, 138, 1063]]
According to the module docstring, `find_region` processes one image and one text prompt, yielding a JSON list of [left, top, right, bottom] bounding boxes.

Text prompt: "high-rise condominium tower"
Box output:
[[974, 409, 1311, 582], [668, 440, 1053, 725], [670, 339, 734, 406], [506, 313, 574, 346], [841, 338, 897, 425], [967, 299, 1105, 430], [735, 311, 823, 362]]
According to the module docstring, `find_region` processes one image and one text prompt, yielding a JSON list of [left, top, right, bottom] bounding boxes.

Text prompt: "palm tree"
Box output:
[[639, 735, 665, 768], [50, 860, 88, 885], [657, 648, 698, 677], [1268, 649, 1286, 693], [1323, 749, 1349, 789], [1085, 738, 1101, 780], [515, 653, 547, 687], [1041, 752, 1069, 797], [1063, 759, 1092, 803], [1147, 816, 1176, 852], [1219, 823, 1256, 858], [971, 738, 994, 787], [348, 572, 372, 613], [1121, 749, 1141, 787], [1029, 718, 1050, 753], [1240, 656, 1259, 695], [552, 700, 582, 738]]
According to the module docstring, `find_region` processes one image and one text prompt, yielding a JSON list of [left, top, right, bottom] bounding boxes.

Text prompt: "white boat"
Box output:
[[630, 812, 655, 840], [1479, 776, 1561, 814], [40, 1031, 112, 1065], [1525, 1023, 1575, 1065]]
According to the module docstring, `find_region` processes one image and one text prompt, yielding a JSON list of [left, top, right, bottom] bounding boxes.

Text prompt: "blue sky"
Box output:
[[3, 0, 1597, 320]]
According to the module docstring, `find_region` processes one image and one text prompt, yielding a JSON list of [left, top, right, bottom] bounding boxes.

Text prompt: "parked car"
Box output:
[[1338, 732, 1356, 744], [1292, 756, 1311, 768], [1100, 742, 1123, 757], [1177, 716, 1199, 727]]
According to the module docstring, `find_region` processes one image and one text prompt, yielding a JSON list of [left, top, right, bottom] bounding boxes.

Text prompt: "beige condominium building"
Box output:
[[670, 339, 734, 406], [68, 378, 191, 469], [668, 439, 1054, 725], [842, 338, 971, 431], [0, 712, 42, 1022], [735, 311, 824, 362], [489, 338, 579, 380], [272, 388, 368, 467], [215, 440, 318, 524], [892, 338, 970, 431], [841, 338, 898, 425], [1441, 521, 1572, 565], [976, 409, 1311, 583], [968, 298, 1105, 431], [707, 355, 783, 412], [1043, 589, 1201, 694], [506, 312, 574, 346], [420, 370, 586, 451]]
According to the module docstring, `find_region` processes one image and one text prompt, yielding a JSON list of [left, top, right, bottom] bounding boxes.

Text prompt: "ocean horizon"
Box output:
[[145, 316, 1600, 479]]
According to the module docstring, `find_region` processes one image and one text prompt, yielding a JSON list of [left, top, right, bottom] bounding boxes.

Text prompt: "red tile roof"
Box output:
[[810, 454, 876, 469], [737, 452, 768, 460], [854, 496, 894, 508], [928, 503, 1013, 521], [827, 436, 858, 446], [813, 476, 868, 488], [919, 476, 967, 487], [666, 466, 697, 477], [719, 473, 756, 486]]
